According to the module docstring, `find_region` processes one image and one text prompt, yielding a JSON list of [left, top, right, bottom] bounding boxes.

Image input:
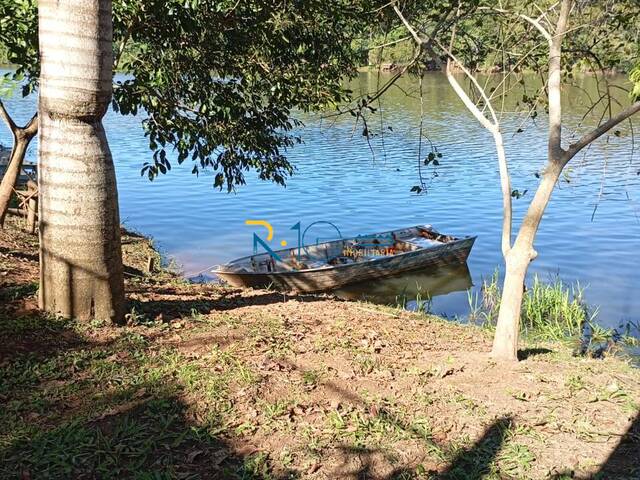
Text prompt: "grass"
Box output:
[[521, 278, 594, 340], [497, 442, 535, 477], [0, 327, 221, 477], [395, 284, 433, 314], [1, 298, 639, 479], [467, 271, 639, 353], [301, 368, 323, 389]]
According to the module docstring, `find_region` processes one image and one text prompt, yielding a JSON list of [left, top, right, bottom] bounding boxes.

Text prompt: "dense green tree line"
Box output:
[[364, 0, 639, 73]]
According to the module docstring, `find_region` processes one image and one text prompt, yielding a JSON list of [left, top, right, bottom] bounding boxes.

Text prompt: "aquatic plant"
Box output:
[[521, 278, 596, 340], [395, 284, 432, 314], [469, 273, 596, 341], [414, 288, 433, 314]]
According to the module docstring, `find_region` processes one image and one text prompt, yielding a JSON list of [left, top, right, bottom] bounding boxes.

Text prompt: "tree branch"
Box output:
[[548, 0, 571, 160], [393, 3, 513, 255], [114, 21, 134, 71], [321, 50, 422, 121], [521, 13, 552, 41], [23, 113, 39, 138], [435, 40, 499, 127], [434, 42, 513, 257], [478, 6, 553, 41], [366, 36, 411, 51], [0, 99, 17, 135], [565, 101, 640, 162], [392, 5, 500, 126], [392, 4, 423, 45], [322, 3, 451, 122]]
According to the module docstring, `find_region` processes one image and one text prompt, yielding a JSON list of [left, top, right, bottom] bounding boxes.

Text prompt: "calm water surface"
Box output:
[[2, 71, 639, 331]]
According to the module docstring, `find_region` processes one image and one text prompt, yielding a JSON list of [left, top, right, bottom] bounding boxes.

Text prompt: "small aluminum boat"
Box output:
[[213, 225, 476, 293]]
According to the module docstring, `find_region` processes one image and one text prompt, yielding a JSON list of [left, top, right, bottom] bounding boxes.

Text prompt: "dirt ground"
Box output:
[[1, 219, 639, 479]]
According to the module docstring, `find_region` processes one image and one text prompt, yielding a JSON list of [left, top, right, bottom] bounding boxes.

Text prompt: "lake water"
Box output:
[[2, 71, 639, 333]]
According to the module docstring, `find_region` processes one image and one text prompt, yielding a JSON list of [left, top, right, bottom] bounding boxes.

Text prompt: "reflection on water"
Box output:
[[1, 70, 639, 331], [334, 262, 473, 308]]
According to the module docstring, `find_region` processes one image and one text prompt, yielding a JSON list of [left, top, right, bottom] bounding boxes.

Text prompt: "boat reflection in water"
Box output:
[[332, 262, 473, 310]]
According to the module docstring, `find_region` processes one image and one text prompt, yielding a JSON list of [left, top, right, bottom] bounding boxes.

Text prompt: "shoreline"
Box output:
[[357, 63, 630, 77]]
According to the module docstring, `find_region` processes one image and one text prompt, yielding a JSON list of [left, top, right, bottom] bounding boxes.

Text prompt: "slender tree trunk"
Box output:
[[396, 0, 640, 361], [38, 0, 125, 322], [490, 0, 573, 361], [491, 253, 528, 360], [491, 162, 563, 360], [0, 105, 38, 227], [0, 135, 30, 226]]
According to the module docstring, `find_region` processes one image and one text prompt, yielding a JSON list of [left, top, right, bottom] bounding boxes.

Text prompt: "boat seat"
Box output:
[[404, 236, 442, 249]]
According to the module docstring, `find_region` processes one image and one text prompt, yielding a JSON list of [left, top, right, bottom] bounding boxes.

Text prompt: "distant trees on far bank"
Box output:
[[362, 0, 639, 74]]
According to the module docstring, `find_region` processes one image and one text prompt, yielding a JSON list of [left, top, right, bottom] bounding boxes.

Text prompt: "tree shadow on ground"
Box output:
[[0, 310, 101, 362], [549, 410, 640, 480], [0, 313, 292, 479], [517, 347, 553, 360], [291, 359, 512, 479], [598, 410, 640, 478], [123, 264, 146, 277], [436, 418, 511, 479], [0, 389, 294, 479], [333, 417, 511, 480], [0, 244, 39, 262], [2, 310, 636, 479], [130, 288, 332, 321], [0, 322, 510, 480]]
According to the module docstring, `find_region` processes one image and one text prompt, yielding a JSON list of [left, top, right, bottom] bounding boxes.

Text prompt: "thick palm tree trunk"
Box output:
[[38, 0, 124, 322]]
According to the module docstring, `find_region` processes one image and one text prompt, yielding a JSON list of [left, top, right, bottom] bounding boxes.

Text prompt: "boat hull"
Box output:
[[216, 236, 475, 293]]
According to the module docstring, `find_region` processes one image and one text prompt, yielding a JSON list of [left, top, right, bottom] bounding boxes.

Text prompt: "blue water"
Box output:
[[2, 71, 639, 332]]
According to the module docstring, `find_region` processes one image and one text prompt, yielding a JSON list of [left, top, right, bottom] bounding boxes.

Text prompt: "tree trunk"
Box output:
[[489, 0, 573, 361], [0, 115, 38, 227], [491, 163, 563, 361], [490, 251, 529, 360], [0, 137, 29, 226], [38, 0, 125, 322]]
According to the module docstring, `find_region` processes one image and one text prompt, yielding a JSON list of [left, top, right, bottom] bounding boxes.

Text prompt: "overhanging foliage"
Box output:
[[0, 0, 380, 190]]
